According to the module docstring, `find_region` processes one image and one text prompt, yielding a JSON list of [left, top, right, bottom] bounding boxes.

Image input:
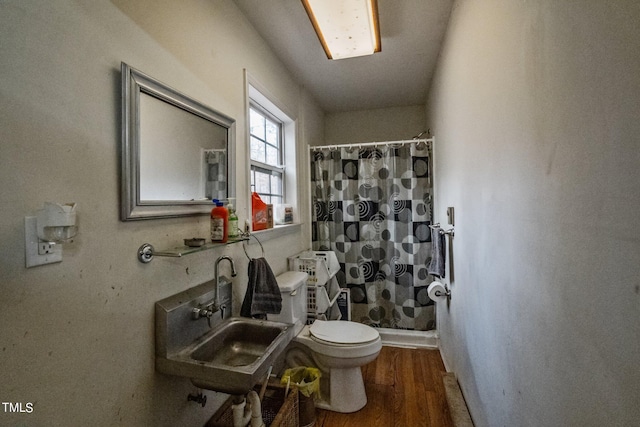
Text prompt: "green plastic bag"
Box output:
[[281, 367, 321, 398]]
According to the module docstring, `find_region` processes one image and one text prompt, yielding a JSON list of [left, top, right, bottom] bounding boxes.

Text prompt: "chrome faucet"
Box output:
[[192, 256, 237, 326], [214, 255, 237, 319]]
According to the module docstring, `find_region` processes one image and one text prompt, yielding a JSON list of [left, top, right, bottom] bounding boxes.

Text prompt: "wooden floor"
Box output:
[[315, 346, 455, 427]]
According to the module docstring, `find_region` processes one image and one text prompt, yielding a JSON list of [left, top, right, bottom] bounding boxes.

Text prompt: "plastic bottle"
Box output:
[[228, 203, 239, 238], [210, 199, 228, 243]]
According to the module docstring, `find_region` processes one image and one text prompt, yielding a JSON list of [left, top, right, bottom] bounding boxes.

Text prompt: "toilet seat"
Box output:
[[309, 320, 379, 346]]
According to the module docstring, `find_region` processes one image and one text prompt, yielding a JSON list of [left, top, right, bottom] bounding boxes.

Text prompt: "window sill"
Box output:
[[250, 223, 301, 244]]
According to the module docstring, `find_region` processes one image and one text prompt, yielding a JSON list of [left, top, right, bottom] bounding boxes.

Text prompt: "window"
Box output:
[[249, 105, 284, 205], [246, 74, 298, 233]]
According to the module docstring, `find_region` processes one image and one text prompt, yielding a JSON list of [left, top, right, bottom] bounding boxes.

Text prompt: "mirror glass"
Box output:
[[121, 63, 235, 220]]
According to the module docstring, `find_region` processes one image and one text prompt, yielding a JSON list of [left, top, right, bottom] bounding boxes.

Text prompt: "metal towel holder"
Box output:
[[429, 223, 455, 237], [242, 232, 265, 260]]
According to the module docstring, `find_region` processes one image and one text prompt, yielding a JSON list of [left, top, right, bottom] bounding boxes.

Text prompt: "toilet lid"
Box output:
[[309, 320, 379, 345]]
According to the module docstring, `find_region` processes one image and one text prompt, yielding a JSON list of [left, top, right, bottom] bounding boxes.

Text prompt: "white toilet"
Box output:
[[269, 271, 382, 413]]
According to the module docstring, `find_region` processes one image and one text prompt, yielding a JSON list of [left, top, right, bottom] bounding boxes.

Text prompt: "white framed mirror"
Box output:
[[121, 62, 235, 220]]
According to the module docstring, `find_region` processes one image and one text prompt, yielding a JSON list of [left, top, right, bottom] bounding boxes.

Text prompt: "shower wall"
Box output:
[[324, 105, 427, 145]]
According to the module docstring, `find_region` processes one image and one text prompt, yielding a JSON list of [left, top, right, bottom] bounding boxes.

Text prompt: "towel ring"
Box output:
[[242, 233, 265, 260]]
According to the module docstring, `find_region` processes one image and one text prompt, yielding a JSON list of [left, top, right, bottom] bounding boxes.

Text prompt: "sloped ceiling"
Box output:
[[232, 0, 453, 113]]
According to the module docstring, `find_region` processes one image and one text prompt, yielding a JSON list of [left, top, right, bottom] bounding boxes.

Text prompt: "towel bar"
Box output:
[[429, 223, 455, 237]]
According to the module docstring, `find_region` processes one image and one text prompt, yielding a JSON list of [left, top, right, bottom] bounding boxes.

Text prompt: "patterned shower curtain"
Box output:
[[310, 141, 436, 331]]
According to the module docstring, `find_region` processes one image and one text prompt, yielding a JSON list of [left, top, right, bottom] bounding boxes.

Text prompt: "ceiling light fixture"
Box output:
[[301, 0, 381, 60]]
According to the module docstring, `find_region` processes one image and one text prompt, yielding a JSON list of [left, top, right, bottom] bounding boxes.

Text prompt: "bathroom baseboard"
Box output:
[[443, 373, 475, 427], [377, 327, 439, 349]]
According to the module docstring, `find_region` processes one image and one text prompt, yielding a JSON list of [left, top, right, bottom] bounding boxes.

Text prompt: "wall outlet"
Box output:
[[39, 242, 56, 255], [24, 217, 63, 268]]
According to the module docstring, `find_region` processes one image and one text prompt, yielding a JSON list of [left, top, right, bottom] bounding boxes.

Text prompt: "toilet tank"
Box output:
[[269, 271, 308, 334]]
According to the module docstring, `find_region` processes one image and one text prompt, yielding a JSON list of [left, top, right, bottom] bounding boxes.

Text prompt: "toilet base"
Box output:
[[315, 367, 367, 413], [281, 323, 381, 414]]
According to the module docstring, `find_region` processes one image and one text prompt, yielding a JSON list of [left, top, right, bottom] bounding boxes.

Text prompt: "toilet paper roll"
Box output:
[[428, 281, 448, 302]]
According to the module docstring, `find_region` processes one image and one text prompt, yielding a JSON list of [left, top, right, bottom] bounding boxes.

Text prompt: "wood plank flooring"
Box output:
[[315, 346, 455, 427]]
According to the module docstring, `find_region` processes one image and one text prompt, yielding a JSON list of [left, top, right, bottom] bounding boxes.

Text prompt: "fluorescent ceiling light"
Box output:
[[302, 0, 381, 60]]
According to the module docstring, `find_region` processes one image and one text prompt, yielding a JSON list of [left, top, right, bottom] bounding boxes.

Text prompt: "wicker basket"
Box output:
[[207, 384, 299, 427]]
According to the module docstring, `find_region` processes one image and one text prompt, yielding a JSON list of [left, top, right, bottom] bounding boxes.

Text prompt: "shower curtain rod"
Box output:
[[310, 138, 433, 151]]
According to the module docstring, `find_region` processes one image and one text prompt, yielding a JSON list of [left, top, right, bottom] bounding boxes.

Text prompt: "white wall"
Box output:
[[427, 1, 640, 426], [0, 1, 322, 425], [325, 104, 426, 145]]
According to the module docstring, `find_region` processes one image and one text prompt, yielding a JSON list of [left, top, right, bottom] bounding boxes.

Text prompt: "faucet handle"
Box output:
[[192, 301, 224, 327]]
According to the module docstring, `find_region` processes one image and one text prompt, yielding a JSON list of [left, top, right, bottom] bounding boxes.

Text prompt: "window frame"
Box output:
[[245, 71, 300, 237]]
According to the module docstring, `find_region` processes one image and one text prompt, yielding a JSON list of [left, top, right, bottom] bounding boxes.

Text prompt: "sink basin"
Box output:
[[156, 317, 294, 395], [190, 319, 285, 366]]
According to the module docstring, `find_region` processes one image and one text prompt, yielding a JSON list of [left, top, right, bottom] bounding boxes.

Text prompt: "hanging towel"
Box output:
[[427, 226, 446, 278], [241, 257, 282, 319]]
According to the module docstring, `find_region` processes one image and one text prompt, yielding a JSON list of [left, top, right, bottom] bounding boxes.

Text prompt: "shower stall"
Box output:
[[309, 138, 437, 334]]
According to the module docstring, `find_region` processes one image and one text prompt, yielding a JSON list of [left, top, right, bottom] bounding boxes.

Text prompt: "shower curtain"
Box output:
[[310, 141, 436, 331]]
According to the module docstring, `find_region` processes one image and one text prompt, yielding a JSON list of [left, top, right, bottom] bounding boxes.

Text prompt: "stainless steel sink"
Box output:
[[190, 318, 285, 365], [155, 280, 294, 395], [184, 317, 292, 394]]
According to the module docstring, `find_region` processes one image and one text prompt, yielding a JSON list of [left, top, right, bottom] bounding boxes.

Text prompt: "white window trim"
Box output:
[[244, 70, 299, 241]]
